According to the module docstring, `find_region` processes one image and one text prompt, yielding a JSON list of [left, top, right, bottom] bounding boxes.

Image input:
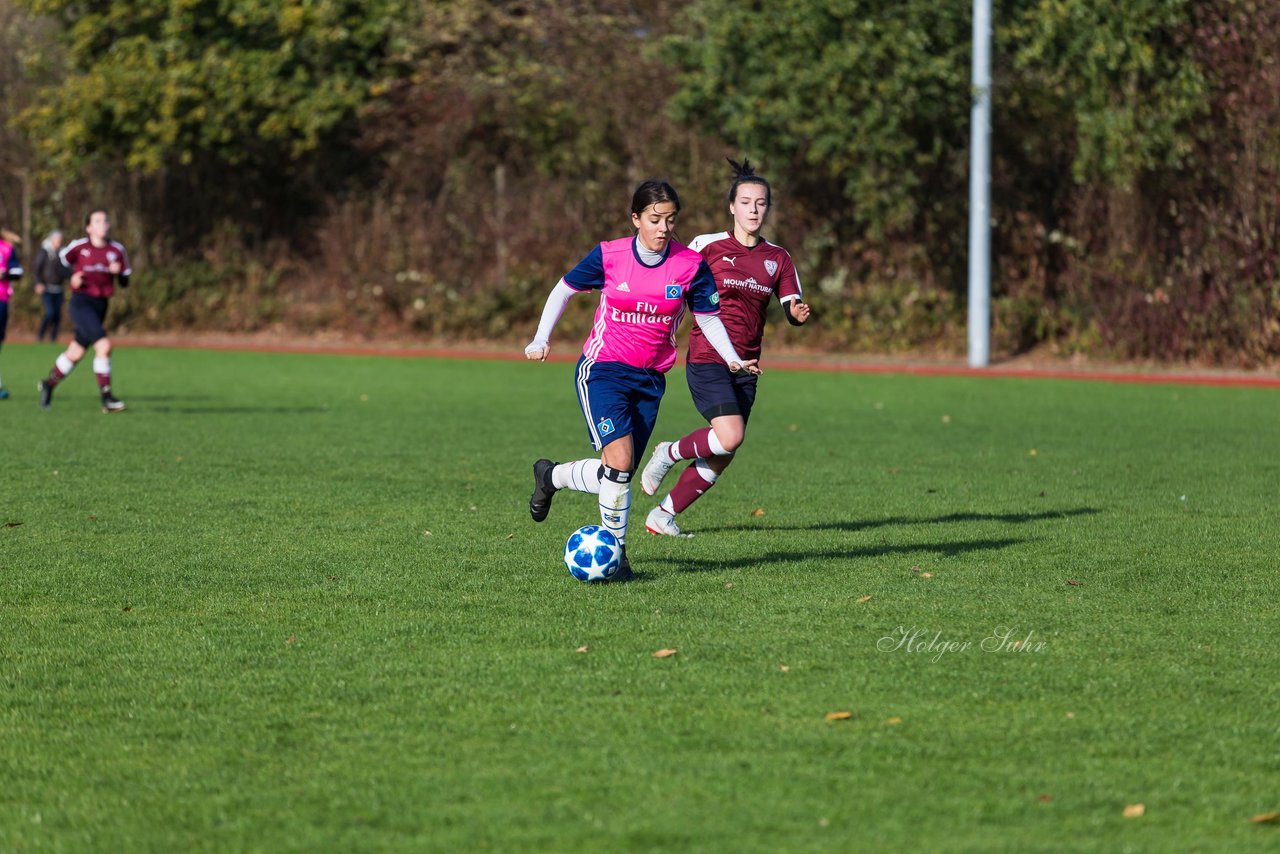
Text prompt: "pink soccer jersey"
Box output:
[[0, 238, 20, 302], [60, 238, 131, 299], [686, 231, 802, 364], [566, 237, 720, 373]]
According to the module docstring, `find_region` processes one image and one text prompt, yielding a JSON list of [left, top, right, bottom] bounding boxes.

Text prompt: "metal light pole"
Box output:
[[968, 0, 992, 368]]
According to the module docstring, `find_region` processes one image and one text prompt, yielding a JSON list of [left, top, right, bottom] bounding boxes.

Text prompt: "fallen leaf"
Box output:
[[121, 605, 132, 612], [652, 648, 678, 658], [750, 508, 766, 517], [856, 595, 873, 604], [825, 711, 853, 721], [941, 414, 951, 423], [422, 530, 432, 537], [88, 516, 97, 521], [788, 424, 798, 432], [1038, 794, 1053, 804], [911, 565, 922, 573], [818, 817, 829, 827], [1067, 579, 1082, 586], [778, 664, 790, 673], [575, 645, 589, 654], [175, 456, 183, 462], [504, 533, 515, 540], [1123, 804, 1145, 818], [1038, 490, 1045, 497], [1065, 712, 1076, 719], [886, 716, 903, 725], [285, 634, 297, 646], [724, 582, 734, 589], [3, 521, 22, 528], [1029, 448, 1038, 457], [920, 572, 934, 578], [469, 505, 477, 511], [1250, 812, 1280, 824]]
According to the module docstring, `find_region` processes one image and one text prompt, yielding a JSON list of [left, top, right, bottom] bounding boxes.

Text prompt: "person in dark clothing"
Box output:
[[34, 229, 68, 342]]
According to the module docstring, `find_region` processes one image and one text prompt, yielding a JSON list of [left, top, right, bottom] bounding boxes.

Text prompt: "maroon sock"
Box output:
[[667, 463, 718, 514], [46, 365, 67, 388], [674, 427, 716, 461], [95, 372, 112, 393]]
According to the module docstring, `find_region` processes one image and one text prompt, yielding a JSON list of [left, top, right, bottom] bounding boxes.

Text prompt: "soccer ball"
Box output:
[[564, 525, 622, 582]]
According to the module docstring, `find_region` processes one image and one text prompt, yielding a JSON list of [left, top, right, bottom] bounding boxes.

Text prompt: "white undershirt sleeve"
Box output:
[[694, 313, 745, 367], [527, 279, 579, 353]]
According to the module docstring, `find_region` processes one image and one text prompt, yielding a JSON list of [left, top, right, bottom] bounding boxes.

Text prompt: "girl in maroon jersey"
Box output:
[[640, 160, 811, 536], [38, 210, 131, 412]]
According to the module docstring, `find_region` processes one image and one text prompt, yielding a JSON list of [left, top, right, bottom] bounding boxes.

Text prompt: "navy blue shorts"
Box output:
[[574, 356, 666, 455], [69, 293, 110, 347], [0, 300, 7, 342], [686, 361, 758, 423]]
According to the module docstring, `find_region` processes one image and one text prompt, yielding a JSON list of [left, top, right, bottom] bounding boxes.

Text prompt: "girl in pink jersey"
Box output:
[[524, 179, 760, 579], [0, 228, 25, 399], [640, 160, 811, 536]]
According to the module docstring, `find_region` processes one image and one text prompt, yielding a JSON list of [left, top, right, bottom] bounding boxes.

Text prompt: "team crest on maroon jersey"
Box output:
[[764, 259, 778, 277]]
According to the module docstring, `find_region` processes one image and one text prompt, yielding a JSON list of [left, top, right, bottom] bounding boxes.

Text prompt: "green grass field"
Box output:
[[2, 343, 1278, 851]]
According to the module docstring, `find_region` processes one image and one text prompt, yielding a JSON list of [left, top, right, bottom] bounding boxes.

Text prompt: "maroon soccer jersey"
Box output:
[[60, 238, 131, 299], [685, 231, 802, 364]]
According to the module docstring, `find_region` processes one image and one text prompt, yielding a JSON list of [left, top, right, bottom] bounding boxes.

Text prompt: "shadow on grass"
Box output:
[[147, 405, 329, 415], [124, 394, 215, 402], [696, 507, 1101, 534], [660, 537, 1024, 574]]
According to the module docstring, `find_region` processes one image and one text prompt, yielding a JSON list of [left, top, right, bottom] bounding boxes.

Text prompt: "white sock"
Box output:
[[598, 468, 632, 544], [93, 356, 111, 376], [553, 459, 602, 494], [56, 353, 76, 376]]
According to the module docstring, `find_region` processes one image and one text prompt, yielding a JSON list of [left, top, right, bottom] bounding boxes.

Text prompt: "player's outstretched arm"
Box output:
[[694, 313, 763, 376], [525, 279, 579, 362], [784, 300, 811, 326]]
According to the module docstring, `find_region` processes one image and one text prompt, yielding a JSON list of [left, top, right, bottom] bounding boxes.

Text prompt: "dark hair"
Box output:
[[630, 179, 681, 217], [85, 209, 108, 226], [727, 158, 771, 206]]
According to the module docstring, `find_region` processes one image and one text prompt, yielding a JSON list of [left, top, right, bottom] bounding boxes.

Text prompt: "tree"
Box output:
[[665, 0, 1208, 238], [18, 0, 417, 175]]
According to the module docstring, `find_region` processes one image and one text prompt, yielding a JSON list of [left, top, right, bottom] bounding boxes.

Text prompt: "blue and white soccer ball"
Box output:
[[564, 525, 622, 582]]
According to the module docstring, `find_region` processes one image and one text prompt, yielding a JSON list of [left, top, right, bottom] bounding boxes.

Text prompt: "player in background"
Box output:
[[640, 159, 811, 536], [34, 229, 68, 342], [524, 179, 761, 579], [38, 210, 131, 412], [0, 229, 25, 399]]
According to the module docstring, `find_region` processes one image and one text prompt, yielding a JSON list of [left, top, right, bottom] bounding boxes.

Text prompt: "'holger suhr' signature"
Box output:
[[877, 626, 1047, 662]]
